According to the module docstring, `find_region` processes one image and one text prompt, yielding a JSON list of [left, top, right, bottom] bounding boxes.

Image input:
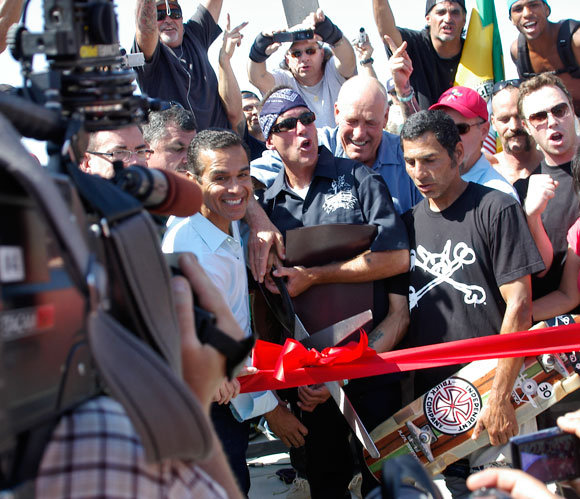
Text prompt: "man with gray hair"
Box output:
[[143, 104, 198, 172]]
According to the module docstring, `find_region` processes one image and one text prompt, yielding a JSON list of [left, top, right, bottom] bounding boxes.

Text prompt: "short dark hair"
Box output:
[[572, 146, 580, 196], [187, 128, 250, 178], [400, 110, 461, 159], [241, 90, 260, 101], [143, 105, 198, 145], [517, 73, 574, 118]]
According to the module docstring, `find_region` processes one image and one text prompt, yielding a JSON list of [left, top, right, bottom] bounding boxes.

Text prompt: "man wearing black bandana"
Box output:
[[257, 87, 411, 497], [133, 0, 230, 130], [372, 0, 467, 110]]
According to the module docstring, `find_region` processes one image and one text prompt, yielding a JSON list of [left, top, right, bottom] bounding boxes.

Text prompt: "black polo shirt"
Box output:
[[260, 146, 409, 253]]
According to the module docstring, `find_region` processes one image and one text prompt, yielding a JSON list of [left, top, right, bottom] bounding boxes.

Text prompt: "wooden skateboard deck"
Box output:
[[364, 315, 580, 480]]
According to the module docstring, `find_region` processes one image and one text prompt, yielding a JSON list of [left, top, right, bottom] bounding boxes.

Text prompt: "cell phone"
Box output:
[[272, 29, 314, 43], [511, 427, 580, 483]]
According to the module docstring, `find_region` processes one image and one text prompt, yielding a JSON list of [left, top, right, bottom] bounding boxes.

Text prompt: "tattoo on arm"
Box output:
[[137, 0, 158, 35], [368, 329, 384, 348]]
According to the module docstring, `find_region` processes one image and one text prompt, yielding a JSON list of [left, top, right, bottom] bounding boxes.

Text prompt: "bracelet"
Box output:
[[359, 57, 374, 66], [397, 87, 415, 102]]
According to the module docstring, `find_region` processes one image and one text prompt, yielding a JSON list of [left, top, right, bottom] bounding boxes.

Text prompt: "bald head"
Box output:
[[334, 76, 389, 167]]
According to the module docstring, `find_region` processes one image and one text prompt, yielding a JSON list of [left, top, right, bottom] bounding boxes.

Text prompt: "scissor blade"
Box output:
[[325, 381, 380, 458], [300, 310, 372, 351]]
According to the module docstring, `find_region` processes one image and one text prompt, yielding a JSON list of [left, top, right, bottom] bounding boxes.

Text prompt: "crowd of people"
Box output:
[[2, 0, 580, 497]]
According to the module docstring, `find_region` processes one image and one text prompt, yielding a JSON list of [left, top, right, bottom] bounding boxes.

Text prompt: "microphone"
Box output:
[[113, 165, 202, 217]]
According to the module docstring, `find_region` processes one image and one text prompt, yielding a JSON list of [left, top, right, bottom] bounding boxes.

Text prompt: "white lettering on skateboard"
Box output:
[[409, 241, 486, 310], [423, 377, 482, 435]]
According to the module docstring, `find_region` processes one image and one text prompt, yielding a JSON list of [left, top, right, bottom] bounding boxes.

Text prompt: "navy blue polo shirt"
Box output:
[[260, 146, 409, 253]]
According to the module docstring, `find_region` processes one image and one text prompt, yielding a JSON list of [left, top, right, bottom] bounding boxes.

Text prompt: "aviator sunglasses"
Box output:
[[289, 47, 318, 58], [455, 119, 486, 135], [271, 111, 316, 134], [157, 6, 183, 21], [526, 102, 570, 127]]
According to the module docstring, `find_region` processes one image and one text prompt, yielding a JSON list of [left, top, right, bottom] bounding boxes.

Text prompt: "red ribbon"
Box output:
[[239, 322, 580, 393]]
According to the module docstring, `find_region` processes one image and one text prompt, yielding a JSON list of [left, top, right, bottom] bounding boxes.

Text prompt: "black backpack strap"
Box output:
[[556, 19, 580, 78], [516, 32, 536, 79]]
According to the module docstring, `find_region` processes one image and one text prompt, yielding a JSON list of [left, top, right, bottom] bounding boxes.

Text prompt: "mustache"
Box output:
[[504, 129, 529, 139]]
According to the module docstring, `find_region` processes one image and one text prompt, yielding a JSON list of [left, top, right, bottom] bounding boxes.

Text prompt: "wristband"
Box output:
[[249, 33, 274, 63], [359, 57, 374, 66], [397, 87, 415, 102], [314, 16, 343, 46]]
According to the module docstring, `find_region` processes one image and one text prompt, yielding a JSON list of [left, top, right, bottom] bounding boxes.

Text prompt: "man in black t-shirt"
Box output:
[[133, 0, 229, 130], [372, 0, 466, 110], [401, 110, 544, 493], [517, 73, 580, 300]]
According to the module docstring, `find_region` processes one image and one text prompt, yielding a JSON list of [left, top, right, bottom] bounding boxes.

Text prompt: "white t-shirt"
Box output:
[[272, 56, 346, 128]]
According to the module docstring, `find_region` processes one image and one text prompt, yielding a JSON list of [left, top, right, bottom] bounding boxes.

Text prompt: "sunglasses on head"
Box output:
[[271, 111, 316, 134], [492, 79, 521, 96], [455, 119, 486, 135], [526, 102, 570, 127], [157, 6, 182, 21], [289, 47, 318, 58]]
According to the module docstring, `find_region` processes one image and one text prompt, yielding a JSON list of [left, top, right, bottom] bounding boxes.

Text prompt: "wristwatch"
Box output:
[[195, 306, 255, 380]]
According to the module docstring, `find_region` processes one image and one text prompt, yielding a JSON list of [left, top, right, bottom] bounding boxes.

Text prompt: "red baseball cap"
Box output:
[[429, 86, 488, 121]]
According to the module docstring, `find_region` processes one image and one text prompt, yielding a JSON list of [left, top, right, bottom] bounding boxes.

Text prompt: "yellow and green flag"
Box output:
[[455, 0, 505, 153]]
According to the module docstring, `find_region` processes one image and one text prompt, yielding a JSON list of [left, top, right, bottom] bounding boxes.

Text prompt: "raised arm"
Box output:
[[135, 0, 159, 61], [218, 14, 248, 136], [310, 9, 356, 79], [247, 32, 279, 96], [201, 0, 223, 24], [0, 0, 24, 54], [372, 0, 403, 47]]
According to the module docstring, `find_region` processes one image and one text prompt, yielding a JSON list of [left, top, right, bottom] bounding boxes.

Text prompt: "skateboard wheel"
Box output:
[[537, 382, 552, 399], [522, 379, 538, 396]]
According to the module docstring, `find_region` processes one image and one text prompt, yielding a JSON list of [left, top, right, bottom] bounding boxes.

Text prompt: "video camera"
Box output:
[[0, 1, 214, 494]]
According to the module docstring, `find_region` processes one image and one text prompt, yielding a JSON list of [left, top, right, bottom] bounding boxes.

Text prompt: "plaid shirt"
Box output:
[[36, 396, 227, 499]]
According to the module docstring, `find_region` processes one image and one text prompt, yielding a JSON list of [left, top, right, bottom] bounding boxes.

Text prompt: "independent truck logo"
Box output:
[[423, 376, 482, 435]]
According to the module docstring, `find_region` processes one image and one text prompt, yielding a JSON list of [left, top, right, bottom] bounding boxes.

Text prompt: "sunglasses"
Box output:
[[271, 111, 316, 134], [157, 6, 182, 21], [492, 79, 521, 96], [526, 102, 570, 127], [455, 119, 486, 135], [289, 47, 318, 59]]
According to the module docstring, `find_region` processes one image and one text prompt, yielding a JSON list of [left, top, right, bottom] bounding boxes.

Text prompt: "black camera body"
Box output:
[[272, 29, 314, 43]]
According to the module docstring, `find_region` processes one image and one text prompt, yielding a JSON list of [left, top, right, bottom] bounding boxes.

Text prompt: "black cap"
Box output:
[[425, 0, 466, 16]]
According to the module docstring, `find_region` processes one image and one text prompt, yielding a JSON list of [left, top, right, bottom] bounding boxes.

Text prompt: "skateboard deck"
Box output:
[[364, 315, 580, 480]]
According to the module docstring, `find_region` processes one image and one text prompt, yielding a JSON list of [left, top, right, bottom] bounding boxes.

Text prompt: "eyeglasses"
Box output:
[[87, 149, 154, 163], [289, 47, 318, 59], [270, 111, 316, 134], [455, 119, 486, 135], [526, 102, 570, 127], [156, 6, 182, 21], [492, 79, 521, 96]]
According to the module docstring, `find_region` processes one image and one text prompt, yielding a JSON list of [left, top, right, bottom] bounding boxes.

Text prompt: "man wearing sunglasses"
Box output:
[[256, 87, 411, 497], [133, 0, 230, 131], [517, 73, 580, 304], [80, 125, 151, 179], [507, 0, 580, 116], [488, 79, 543, 187], [430, 86, 519, 200], [248, 9, 356, 128]]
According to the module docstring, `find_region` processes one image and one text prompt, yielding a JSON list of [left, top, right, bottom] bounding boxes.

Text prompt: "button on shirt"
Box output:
[[162, 214, 277, 420], [251, 128, 422, 214]]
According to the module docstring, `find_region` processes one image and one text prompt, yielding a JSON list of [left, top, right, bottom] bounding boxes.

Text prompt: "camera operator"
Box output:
[[466, 409, 580, 498], [34, 253, 245, 499], [79, 125, 152, 178]]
